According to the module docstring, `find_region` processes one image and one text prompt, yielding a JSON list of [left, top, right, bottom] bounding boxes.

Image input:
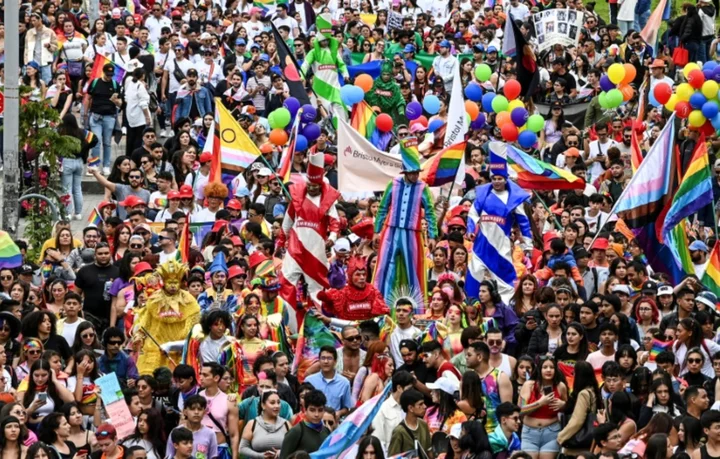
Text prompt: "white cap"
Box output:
[[611, 284, 631, 296], [257, 167, 272, 177], [200, 32, 212, 40], [449, 424, 462, 439], [333, 238, 350, 253], [347, 234, 360, 244], [658, 285, 674, 296], [426, 376, 459, 396]]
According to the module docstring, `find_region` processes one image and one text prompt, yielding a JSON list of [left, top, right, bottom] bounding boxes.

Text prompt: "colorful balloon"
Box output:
[[688, 69, 706, 89], [653, 82, 672, 105], [301, 105, 317, 122], [508, 99, 525, 113], [600, 75, 615, 92], [675, 101, 692, 119], [428, 118, 444, 133], [702, 101, 719, 119], [413, 116, 428, 128], [501, 123, 519, 142], [688, 110, 706, 128], [676, 83, 693, 102], [302, 123, 321, 142], [482, 92, 496, 112], [503, 80, 522, 100], [496, 111, 512, 127], [376, 113, 394, 132], [665, 94, 679, 111], [683, 63, 701, 79], [511, 107, 529, 127], [341, 85, 358, 105], [406, 101, 423, 120], [527, 115, 544, 133], [471, 113, 486, 130], [475, 64, 492, 82], [423, 95, 441, 114], [295, 134, 308, 151], [491, 95, 509, 113], [619, 84, 634, 102], [621, 64, 636, 85], [355, 74, 373, 92], [606, 89, 623, 108], [283, 97, 300, 117], [272, 108, 291, 129], [465, 83, 483, 102], [690, 92, 708, 110], [702, 80, 719, 100], [269, 128, 289, 145], [465, 101, 480, 121], [608, 63, 626, 84], [518, 130, 537, 149]]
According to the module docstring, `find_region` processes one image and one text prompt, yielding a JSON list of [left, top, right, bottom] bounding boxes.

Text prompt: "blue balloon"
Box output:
[[518, 130, 538, 149], [464, 83, 483, 102], [600, 75, 615, 92], [648, 91, 660, 108], [712, 114, 720, 130], [302, 123, 321, 143], [428, 118, 444, 133], [690, 92, 708, 110], [350, 85, 365, 104], [482, 92, 496, 112], [295, 134, 308, 152], [511, 107, 529, 127], [703, 101, 720, 119], [300, 105, 317, 123], [283, 97, 300, 117], [705, 69, 715, 81], [406, 101, 423, 120], [340, 85, 356, 106], [713, 67, 720, 83], [423, 95, 441, 115], [471, 113, 486, 130], [704, 61, 718, 71]]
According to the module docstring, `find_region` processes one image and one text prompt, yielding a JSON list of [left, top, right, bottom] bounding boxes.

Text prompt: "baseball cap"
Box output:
[[168, 191, 181, 200], [487, 45, 498, 53], [427, 376, 459, 396], [236, 38, 247, 46], [200, 32, 212, 40], [642, 281, 659, 294], [250, 43, 261, 50], [449, 424, 462, 440], [133, 223, 152, 235], [611, 284, 631, 296], [226, 199, 242, 210], [199, 151, 212, 163], [259, 53, 270, 62], [174, 42, 185, 50], [573, 247, 590, 259], [178, 184, 194, 198], [564, 147, 580, 157], [689, 240, 709, 252], [448, 217, 466, 229], [258, 167, 272, 177], [249, 6, 263, 15], [473, 44, 485, 53], [119, 195, 146, 207], [102, 63, 115, 73], [439, 39, 451, 48], [649, 59, 665, 69], [96, 424, 117, 441], [657, 285, 674, 296], [133, 262, 153, 276], [18, 265, 34, 275], [228, 265, 246, 280], [334, 238, 350, 253], [399, 339, 419, 350], [403, 44, 416, 53]]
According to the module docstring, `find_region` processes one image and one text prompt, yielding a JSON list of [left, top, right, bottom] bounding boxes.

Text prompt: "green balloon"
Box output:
[[273, 108, 291, 128], [607, 89, 623, 108], [475, 64, 492, 82], [491, 95, 509, 113], [599, 92, 608, 109], [268, 112, 278, 129], [527, 114, 544, 133]]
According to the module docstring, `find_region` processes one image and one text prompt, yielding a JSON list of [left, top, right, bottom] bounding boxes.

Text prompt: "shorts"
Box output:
[[521, 422, 562, 453]]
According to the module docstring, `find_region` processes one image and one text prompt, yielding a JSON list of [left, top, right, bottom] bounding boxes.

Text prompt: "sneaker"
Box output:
[[102, 167, 111, 176], [73, 214, 83, 221]]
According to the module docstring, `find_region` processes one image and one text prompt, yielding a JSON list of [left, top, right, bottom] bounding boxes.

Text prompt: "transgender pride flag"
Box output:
[[310, 383, 392, 459]]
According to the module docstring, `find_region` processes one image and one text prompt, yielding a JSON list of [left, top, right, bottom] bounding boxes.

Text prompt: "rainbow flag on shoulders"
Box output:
[[702, 241, 720, 299], [506, 144, 585, 190], [649, 338, 673, 362], [87, 207, 103, 226], [253, 0, 277, 13], [291, 313, 341, 382], [420, 142, 466, 187], [0, 232, 23, 269], [83, 54, 126, 92]]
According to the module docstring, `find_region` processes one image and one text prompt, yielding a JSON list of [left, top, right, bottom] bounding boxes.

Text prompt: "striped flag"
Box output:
[[0, 232, 23, 269], [210, 100, 261, 184], [420, 142, 466, 187], [702, 241, 720, 298], [630, 82, 646, 173], [506, 145, 586, 190], [176, 220, 191, 262], [83, 54, 126, 92], [277, 111, 301, 184], [87, 207, 103, 226], [649, 338, 673, 362], [640, 0, 668, 56], [292, 313, 342, 382], [665, 220, 696, 277]]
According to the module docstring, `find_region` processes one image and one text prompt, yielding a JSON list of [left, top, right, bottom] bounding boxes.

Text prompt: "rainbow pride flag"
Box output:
[[310, 383, 392, 459], [176, 221, 191, 263], [662, 136, 713, 242], [277, 112, 300, 184], [253, 0, 277, 13], [702, 241, 720, 299], [0, 232, 23, 269], [83, 54, 126, 92], [665, 219, 696, 277], [292, 313, 341, 382], [558, 361, 575, 393], [507, 145, 585, 190], [87, 207, 103, 226], [350, 101, 377, 139], [649, 338, 672, 362], [420, 142, 466, 187]]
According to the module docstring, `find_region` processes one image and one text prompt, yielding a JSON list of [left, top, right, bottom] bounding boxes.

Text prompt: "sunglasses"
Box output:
[[0, 276, 13, 280], [487, 339, 502, 346], [108, 340, 123, 346], [130, 244, 144, 249], [129, 175, 142, 179], [27, 350, 41, 355], [82, 332, 95, 339], [566, 141, 579, 146], [688, 358, 703, 364], [140, 160, 150, 165], [344, 335, 362, 342]]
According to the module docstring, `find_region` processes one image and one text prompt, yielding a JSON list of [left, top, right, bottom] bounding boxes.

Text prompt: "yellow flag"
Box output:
[[214, 99, 262, 173]]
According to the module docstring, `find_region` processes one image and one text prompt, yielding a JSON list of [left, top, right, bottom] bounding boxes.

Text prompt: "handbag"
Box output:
[[673, 45, 689, 66], [559, 391, 598, 450], [63, 47, 84, 77], [172, 59, 186, 83]]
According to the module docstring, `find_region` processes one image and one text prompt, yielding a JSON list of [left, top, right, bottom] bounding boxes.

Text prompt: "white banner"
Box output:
[[532, 8, 583, 53], [337, 119, 403, 193], [444, 62, 468, 185]]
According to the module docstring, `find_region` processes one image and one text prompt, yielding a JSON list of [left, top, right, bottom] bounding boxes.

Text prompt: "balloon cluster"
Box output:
[[654, 62, 720, 132], [472, 79, 542, 147], [267, 98, 320, 148], [598, 63, 636, 109]]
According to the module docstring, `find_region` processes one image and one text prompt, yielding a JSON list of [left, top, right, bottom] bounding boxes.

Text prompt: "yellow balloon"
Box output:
[[508, 99, 525, 112], [702, 80, 720, 100], [676, 83, 694, 101], [689, 110, 706, 127], [608, 63, 626, 84], [683, 63, 701, 79], [665, 94, 679, 111]]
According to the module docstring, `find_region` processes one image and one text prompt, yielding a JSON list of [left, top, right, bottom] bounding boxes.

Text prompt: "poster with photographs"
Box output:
[[387, 11, 404, 30], [532, 8, 583, 53]]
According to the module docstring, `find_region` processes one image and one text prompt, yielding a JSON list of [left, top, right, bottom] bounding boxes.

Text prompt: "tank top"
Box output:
[[526, 384, 561, 420], [701, 445, 720, 459], [481, 368, 502, 434], [202, 390, 229, 435], [498, 354, 513, 377]]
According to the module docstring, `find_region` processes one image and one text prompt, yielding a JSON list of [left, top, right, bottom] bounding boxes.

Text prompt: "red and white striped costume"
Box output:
[[281, 154, 341, 302]]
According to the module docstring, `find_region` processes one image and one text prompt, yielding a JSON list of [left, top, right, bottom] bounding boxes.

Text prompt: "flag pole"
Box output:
[[256, 153, 293, 201], [531, 190, 563, 231]]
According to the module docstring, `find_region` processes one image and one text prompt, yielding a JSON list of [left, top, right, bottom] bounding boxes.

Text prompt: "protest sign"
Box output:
[[532, 8, 583, 52]]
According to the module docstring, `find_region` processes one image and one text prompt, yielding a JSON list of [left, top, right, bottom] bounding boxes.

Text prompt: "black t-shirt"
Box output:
[[42, 335, 72, 362], [550, 70, 577, 93], [88, 78, 120, 116], [75, 263, 120, 322]]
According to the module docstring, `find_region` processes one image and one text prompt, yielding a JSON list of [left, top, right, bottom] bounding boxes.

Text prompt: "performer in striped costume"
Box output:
[[373, 138, 437, 307], [280, 152, 341, 303], [466, 147, 533, 304]]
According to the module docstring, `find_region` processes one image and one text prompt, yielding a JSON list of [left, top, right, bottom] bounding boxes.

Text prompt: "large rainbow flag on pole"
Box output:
[[506, 145, 585, 190], [0, 232, 22, 269], [702, 241, 720, 298], [420, 142, 466, 187], [83, 54, 126, 92]]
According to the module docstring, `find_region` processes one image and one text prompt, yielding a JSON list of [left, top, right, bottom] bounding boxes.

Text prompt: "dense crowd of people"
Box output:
[[4, 0, 720, 458]]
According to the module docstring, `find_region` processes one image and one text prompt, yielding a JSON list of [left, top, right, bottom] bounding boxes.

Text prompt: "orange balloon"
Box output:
[[355, 74, 373, 92], [269, 128, 289, 146], [496, 111, 512, 127], [621, 63, 637, 85], [619, 84, 634, 101], [465, 100, 480, 121]]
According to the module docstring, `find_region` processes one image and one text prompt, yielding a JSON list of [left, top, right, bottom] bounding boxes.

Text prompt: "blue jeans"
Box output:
[[619, 20, 634, 37], [62, 157, 84, 215], [40, 65, 52, 85], [685, 40, 702, 63], [89, 113, 116, 168], [634, 10, 650, 32]]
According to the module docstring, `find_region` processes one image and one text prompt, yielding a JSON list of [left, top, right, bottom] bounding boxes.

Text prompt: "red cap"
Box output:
[[591, 237, 609, 251], [324, 154, 335, 166], [447, 217, 466, 229], [248, 252, 268, 269], [199, 151, 212, 163], [168, 191, 181, 200], [230, 235, 243, 246], [228, 265, 246, 279], [543, 230, 560, 252], [226, 199, 242, 210], [96, 424, 117, 441], [98, 200, 117, 210], [133, 262, 153, 276], [178, 184, 194, 198], [119, 195, 146, 207]]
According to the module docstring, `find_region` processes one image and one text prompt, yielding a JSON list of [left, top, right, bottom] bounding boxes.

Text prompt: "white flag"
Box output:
[[444, 61, 468, 185]]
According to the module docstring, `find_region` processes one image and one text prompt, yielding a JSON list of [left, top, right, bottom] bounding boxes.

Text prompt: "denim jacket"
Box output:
[[174, 86, 214, 122]]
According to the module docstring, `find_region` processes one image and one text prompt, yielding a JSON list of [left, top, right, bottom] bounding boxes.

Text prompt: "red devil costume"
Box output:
[[317, 256, 389, 323], [280, 153, 341, 302]]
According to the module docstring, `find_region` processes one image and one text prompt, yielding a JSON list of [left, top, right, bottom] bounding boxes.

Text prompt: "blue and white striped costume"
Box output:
[[465, 181, 532, 303]]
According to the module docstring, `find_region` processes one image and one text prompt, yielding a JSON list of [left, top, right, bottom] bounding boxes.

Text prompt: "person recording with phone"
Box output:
[[584, 124, 618, 185], [23, 359, 75, 426]]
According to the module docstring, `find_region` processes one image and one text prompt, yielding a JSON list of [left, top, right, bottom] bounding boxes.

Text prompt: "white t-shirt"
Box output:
[[145, 15, 173, 44], [273, 15, 299, 35], [164, 57, 195, 94], [60, 37, 87, 62], [61, 319, 82, 347], [245, 20, 265, 43], [196, 60, 224, 88], [587, 139, 618, 183]]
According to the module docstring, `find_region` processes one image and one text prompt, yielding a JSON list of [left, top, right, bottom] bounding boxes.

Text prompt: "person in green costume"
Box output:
[[364, 60, 406, 126]]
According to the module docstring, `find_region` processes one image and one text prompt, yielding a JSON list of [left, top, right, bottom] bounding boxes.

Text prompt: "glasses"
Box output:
[[27, 350, 41, 355], [82, 332, 95, 339], [0, 276, 13, 280], [319, 356, 334, 361], [397, 132, 409, 138], [129, 175, 142, 179], [688, 358, 703, 364], [108, 340, 122, 346], [158, 236, 170, 241], [130, 244, 144, 249], [248, 213, 258, 217], [344, 335, 362, 342], [487, 339, 502, 346], [566, 141, 579, 146], [642, 336, 653, 341], [140, 160, 150, 165]]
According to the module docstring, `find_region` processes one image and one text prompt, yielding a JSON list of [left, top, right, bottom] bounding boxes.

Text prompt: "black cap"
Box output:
[[552, 57, 565, 65], [103, 63, 115, 73], [399, 339, 419, 351], [573, 247, 590, 259], [186, 68, 198, 76], [18, 264, 34, 275], [642, 281, 658, 294]]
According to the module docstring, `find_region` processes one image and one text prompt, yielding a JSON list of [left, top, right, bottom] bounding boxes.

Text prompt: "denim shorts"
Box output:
[[521, 422, 561, 453]]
